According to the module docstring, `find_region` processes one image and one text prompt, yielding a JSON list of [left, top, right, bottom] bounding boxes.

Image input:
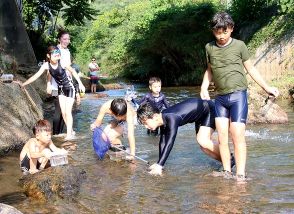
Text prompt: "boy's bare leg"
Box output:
[[29, 157, 39, 174], [196, 126, 221, 161], [215, 118, 231, 172], [230, 122, 246, 176], [39, 148, 51, 169]]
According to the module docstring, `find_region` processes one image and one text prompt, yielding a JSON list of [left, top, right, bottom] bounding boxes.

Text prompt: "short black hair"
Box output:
[[211, 12, 234, 30], [149, 77, 161, 86], [110, 98, 127, 116], [137, 103, 160, 124]]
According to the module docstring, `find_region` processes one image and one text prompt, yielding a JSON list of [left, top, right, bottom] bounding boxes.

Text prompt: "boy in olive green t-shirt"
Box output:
[[200, 12, 279, 182]]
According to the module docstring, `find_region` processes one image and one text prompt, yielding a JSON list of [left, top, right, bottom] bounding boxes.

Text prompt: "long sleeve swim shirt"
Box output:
[[157, 98, 214, 166]]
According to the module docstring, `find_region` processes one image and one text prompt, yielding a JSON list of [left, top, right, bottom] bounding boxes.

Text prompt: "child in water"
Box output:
[[137, 99, 222, 176], [130, 77, 169, 135], [20, 46, 85, 141], [200, 12, 279, 182], [91, 98, 137, 160], [20, 120, 67, 175]]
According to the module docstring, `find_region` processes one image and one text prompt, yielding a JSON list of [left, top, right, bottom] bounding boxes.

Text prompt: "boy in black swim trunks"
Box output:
[[137, 98, 222, 176], [90, 98, 137, 160], [19, 120, 67, 175]]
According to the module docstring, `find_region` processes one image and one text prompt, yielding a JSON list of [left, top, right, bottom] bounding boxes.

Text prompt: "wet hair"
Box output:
[[57, 29, 70, 40], [211, 12, 234, 31], [110, 98, 127, 116], [33, 120, 52, 135], [46, 46, 60, 61], [149, 77, 161, 87], [137, 103, 160, 124]]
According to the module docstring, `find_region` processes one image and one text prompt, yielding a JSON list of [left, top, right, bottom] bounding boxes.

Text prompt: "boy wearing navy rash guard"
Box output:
[[133, 77, 169, 135], [137, 98, 222, 176]]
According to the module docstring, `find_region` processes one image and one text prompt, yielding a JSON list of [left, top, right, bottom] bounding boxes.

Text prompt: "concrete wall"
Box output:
[[252, 32, 294, 81]]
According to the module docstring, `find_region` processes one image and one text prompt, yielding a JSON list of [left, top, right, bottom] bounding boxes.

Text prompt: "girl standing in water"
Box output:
[[20, 46, 85, 141]]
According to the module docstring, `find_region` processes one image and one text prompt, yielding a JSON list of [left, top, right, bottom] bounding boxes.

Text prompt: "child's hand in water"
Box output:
[[90, 123, 98, 131], [125, 155, 134, 161], [148, 163, 163, 176]]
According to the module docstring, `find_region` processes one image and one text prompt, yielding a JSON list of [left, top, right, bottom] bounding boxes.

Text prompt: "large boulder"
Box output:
[[0, 77, 43, 156], [0, 203, 23, 214], [18, 165, 86, 201]]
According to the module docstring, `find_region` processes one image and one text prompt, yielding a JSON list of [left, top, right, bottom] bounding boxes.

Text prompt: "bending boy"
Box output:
[[90, 98, 137, 159], [137, 98, 222, 176]]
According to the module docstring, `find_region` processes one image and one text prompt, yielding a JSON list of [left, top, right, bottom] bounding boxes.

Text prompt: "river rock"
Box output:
[[247, 87, 288, 124], [0, 77, 44, 156], [18, 165, 86, 201], [80, 76, 123, 92], [0, 203, 23, 214]]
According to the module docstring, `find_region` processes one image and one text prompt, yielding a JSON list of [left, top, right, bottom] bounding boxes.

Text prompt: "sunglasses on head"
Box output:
[[51, 49, 61, 55], [92, 59, 96, 61]]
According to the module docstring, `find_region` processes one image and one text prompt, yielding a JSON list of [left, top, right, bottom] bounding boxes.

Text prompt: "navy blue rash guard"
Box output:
[[136, 92, 169, 111], [157, 98, 215, 166]]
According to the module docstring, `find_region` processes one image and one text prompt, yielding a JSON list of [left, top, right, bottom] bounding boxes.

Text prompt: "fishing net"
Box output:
[[92, 127, 111, 160]]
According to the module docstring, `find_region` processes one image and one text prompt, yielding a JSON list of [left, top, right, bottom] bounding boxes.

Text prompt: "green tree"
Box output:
[[22, 0, 97, 60]]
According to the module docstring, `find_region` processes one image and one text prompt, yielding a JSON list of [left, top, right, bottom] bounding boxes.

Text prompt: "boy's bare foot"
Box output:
[[29, 169, 39, 174], [64, 135, 77, 141], [211, 170, 233, 179], [235, 174, 251, 183]]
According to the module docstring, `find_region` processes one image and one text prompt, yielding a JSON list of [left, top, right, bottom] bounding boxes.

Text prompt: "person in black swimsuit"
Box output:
[[137, 98, 222, 176], [20, 46, 85, 141]]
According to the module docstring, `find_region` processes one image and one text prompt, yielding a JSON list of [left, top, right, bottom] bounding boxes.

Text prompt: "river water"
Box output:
[[0, 87, 293, 214]]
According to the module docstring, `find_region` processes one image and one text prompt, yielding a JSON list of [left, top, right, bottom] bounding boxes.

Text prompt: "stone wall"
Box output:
[[251, 31, 294, 81]]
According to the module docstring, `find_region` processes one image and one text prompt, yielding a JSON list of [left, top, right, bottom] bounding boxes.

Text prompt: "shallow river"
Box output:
[[0, 87, 293, 214]]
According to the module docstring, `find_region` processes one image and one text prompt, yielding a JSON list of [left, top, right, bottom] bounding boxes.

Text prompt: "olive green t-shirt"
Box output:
[[206, 38, 250, 95]]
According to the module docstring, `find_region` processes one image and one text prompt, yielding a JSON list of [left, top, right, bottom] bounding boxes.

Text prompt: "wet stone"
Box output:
[[0, 203, 23, 214], [18, 165, 86, 201]]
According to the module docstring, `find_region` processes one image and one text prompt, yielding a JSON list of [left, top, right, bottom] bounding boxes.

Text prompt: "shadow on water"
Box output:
[[0, 87, 294, 213]]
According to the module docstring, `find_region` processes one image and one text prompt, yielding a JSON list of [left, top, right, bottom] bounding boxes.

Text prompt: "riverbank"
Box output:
[[0, 77, 123, 157]]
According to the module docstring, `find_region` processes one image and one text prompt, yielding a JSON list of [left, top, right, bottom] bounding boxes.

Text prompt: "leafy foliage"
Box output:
[[76, 0, 217, 85], [22, 0, 97, 60]]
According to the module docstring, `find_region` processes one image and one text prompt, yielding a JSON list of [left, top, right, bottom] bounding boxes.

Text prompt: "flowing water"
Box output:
[[0, 87, 293, 214]]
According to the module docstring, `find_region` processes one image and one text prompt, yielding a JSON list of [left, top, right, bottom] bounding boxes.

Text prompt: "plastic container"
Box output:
[[0, 74, 14, 83], [107, 145, 127, 161], [50, 154, 68, 167], [107, 150, 126, 161]]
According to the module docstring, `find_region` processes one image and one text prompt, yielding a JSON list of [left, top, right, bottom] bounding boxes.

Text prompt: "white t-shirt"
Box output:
[[88, 62, 99, 71]]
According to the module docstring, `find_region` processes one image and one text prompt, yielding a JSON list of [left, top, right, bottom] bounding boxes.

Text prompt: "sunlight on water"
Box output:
[[0, 87, 293, 213]]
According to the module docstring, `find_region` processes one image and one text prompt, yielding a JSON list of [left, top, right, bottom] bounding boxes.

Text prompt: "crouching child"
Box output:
[[20, 119, 67, 175]]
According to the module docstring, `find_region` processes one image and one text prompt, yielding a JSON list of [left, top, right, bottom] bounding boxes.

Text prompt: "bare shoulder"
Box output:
[[101, 100, 112, 112], [41, 62, 50, 70], [23, 138, 37, 149]]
